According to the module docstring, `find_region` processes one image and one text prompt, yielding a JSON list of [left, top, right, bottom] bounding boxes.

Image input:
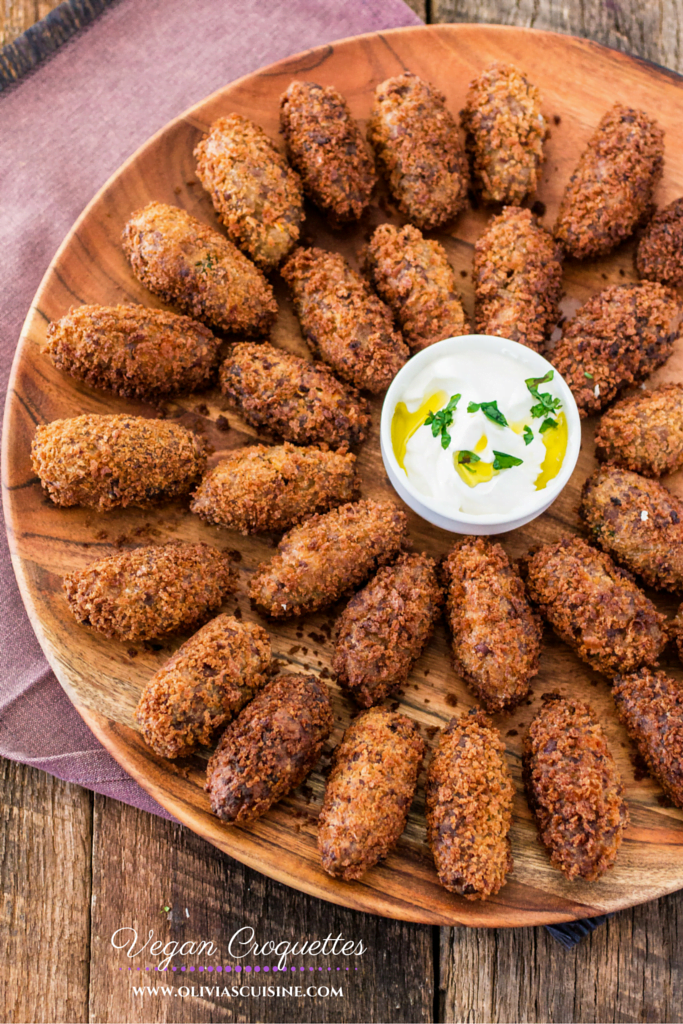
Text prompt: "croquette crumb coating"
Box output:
[[367, 72, 468, 232], [362, 223, 468, 352], [190, 443, 360, 535], [523, 693, 629, 881], [595, 384, 683, 477], [425, 709, 514, 900], [121, 203, 277, 337], [551, 282, 680, 417], [135, 615, 271, 759], [473, 206, 563, 352], [523, 536, 666, 676], [249, 499, 409, 619], [441, 537, 542, 714], [206, 673, 333, 824], [64, 542, 236, 642], [580, 465, 683, 593], [612, 668, 683, 809], [460, 62, 547, 206], [43, 304, 220, 402], [281, 246, 408, 393], [554, 104, 664, 259], [637, 198, 683, 286], [333, 552, 443, 708], [318, 709, 425, 881], [280, 81, 376, 223], [31, 414, 207, 512], [219, 343, 370, 449], [194, 114, 304, 271]]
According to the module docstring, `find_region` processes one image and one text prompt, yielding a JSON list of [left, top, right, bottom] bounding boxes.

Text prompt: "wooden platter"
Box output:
[[5, 23, 683, 927]]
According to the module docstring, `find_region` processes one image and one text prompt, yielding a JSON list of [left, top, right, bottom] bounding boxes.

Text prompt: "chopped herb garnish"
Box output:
[[492, 450, 523, 470], [539, 417, 557, 433], [457, 450, 481, 472], [523, 425, 534, 445], [425, 394, 461, 449], [584, 371, 594, 380], [467, 399, 508, 428], [526, 370, 562, 422], [195, 254, 217, 272]]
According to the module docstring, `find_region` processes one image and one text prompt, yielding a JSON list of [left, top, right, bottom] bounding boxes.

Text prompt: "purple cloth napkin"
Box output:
[[0, 0, 422, 815]]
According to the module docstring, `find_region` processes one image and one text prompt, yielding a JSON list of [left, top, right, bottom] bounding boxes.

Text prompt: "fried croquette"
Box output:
[[425, 709, 514, 900], [281, 246, 408, 393], [367, 72, 468, 231], [317, 708, 425, 881], [523, 693, 629, 880], [31, 414, 207, 511], [636, 197, 683, 286], [362, 223, 468, 352], [333, 552, 443, 708], [190, 443, 359, 535], [135, 614, 271, 759], [194, 114, 304, 270], [219, 342, 370, 449], [249, 498, 409, 619], [473, 206, 562, 352], [121, 202, 277, 336], [551, 282, 680, 417], [206, 673, 332, 824], [460, 62, 547, 205], [554, 104, 664, 259], [279, 80, 376, 222], [523, 536, 666, 676], [594, 384, 683, 477], [64, 542, 236, 642]]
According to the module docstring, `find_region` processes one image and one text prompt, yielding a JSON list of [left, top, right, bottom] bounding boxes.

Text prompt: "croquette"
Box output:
[[441, 537, 542, 714], [425, 709, 514, 900], [333, 552, 443, 708], [362, 223, 468, 352], [249, 498, 409, 619], [135, 614, 271, 759], [523, 536, 666, 676], [219, 342, 370, 449], [554, 104, 664, 259], [636, 197, 683, 286], [31, 414, 207, 511], [279, 80, 376, 222], [281, 246, 408, 393], [595, 384, 683, 477], [206, 673, 333, 824], [317, 708, 425, 881], [523, 693, 629, 881], [194, 114, 304, 270], [460, 62, 547, 205], [473, 206, 563, 352], [121, 202, 277, 336], [367, 72, 468, 231], [190, 443, 360, 535], [64, 541, 236, 641]]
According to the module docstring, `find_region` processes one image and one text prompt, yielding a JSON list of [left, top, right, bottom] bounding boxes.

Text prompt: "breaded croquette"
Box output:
[[460, 62, 547, 205], [194, 114, 304, 271], [135, 614, 271, 759], [64, 542, 235, 642], [31, 414, 207, 511], [523, 693, 629, 881], [318, 708, 425, 881], [333, 552, 443, 708], [367, 72, 468, 231], [580, 464, 683, 592], [523, 536, 666, 676], [551, 282, 679, 417], [249, 498, 408, 619], [121, 202, 277, 336], [279, 80, 376, 222], [473, 206, 562, 352], [219, 343, 370, 449], [554, 104, 664, 259], [636, 197, 683, 286], [190, 443, 359, 535], [425, 709, 514, 900], [594, 384, 683, 477], [206, 673, 333, 824], [362, 223, 468, 352], [281, 246, 408, 393], [612, 668, 683, 809]]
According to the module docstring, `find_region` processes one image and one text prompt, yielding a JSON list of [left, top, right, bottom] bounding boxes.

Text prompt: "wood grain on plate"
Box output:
[[4, 23, 683, 927]]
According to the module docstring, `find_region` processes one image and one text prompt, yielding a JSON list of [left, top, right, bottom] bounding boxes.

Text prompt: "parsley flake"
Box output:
[[526, 370, 562, 422], [539, 418, 558, 433], [523, 425, 534, 445], [467, 399, 508, 428], [425, 394, 461, 449], [584, 371, 594, 380], [492, 450, 523, 470], [457, 450, 481, 472]]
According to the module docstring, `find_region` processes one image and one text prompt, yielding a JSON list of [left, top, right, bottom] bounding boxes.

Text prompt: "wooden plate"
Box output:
[[5, 23, 683, 927]]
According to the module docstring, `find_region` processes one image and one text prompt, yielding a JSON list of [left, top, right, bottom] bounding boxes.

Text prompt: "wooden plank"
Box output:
[[1, 1, 64, 46]]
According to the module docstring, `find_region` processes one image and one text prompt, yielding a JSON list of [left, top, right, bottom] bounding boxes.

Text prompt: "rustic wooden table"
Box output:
[[2, 2, 683, 1022]]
